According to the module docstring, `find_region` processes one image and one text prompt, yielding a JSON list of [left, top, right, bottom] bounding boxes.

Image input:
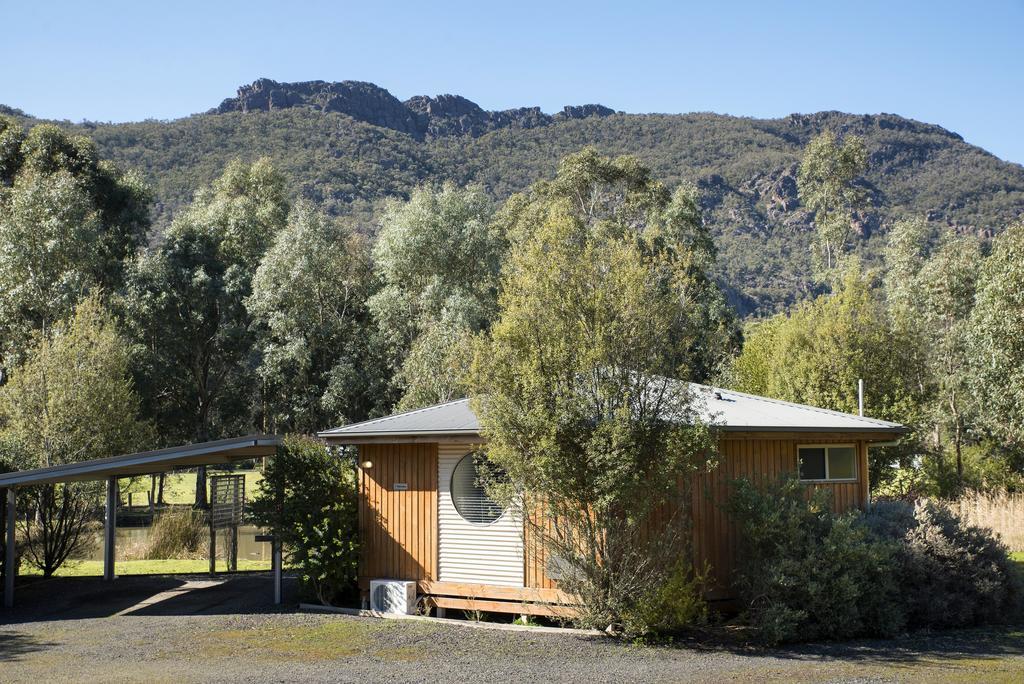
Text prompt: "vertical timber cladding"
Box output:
[[358, 443, 438, 583], [691, 435, 870, 596]]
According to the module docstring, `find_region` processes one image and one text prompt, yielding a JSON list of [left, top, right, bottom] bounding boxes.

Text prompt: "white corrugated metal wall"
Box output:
[[438, 443, 523, 586]]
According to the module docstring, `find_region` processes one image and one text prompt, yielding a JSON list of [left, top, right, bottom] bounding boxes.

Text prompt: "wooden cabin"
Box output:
[[318, 384, 904, 616]]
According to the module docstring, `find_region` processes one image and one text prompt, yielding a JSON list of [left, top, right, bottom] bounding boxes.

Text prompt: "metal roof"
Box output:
[[319, 385, 905, 442], [0, 435, 280, 487]]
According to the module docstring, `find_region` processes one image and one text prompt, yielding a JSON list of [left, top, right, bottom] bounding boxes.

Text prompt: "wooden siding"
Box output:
[[359, 434, 873, 602], [357, 443, 438, 584], [526, 435, 871, 597], [438, 443, 524, 587], [691, 436, 869, 597]]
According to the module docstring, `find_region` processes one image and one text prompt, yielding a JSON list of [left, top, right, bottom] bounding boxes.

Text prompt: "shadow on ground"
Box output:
[[680, 624, 1024, 669], [0, 630, 58, 662], [0, 573, 300, 624]]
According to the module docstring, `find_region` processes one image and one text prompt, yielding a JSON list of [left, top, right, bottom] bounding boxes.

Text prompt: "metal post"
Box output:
[[272, 539, 282, 605], [858, 378, 865, 417], [229, 525, 238, 573], [4, 488, 15, 608], [103, 477, 117, 581]]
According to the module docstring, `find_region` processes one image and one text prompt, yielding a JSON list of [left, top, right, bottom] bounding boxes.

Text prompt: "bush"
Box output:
[[622, 558, 708, 639], [728, 476, 903, 645], [144, 508, 206, 560], [729, 476, 1024, 645], [863, 499, 1023, 629], [250, 435, 359, 605]]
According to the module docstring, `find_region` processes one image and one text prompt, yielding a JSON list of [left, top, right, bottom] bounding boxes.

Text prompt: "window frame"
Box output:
[[797, 443, 859, 483], [449, 451, 508, 526]]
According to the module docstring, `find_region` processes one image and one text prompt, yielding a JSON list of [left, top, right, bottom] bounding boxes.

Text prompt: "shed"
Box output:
[[319, 384, 905, 615]]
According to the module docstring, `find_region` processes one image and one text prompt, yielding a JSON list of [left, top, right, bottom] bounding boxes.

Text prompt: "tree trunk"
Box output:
[[194, 466, 208, 509], [157, 473, 165, 506]]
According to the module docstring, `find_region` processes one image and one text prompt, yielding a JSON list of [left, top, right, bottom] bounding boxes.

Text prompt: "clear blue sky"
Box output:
[[2, 0, 1022, 163]]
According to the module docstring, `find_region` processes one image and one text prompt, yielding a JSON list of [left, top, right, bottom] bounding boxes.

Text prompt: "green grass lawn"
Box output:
[[22, 558, 272, 577], [120, 469, 264, 505]]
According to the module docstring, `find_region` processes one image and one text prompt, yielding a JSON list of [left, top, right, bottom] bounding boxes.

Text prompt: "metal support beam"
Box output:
[[103, 476, 117, 581], [272, 539, 282, 605], [4, 488, 15, 608]]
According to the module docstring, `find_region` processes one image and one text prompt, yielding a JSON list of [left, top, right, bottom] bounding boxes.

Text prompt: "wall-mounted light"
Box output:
[[360, 460, 374, 470]]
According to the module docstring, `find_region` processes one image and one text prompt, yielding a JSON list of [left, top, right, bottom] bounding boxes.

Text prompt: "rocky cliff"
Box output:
[[211, 78, 616, 139]]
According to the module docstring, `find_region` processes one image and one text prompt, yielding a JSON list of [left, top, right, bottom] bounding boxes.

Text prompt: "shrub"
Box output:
[[144, 508, 206, 560], [728, 476, 904, 644], [250, 435, 359, 605], [863, 499, 1023, 629], [622, 558, 708, 639]]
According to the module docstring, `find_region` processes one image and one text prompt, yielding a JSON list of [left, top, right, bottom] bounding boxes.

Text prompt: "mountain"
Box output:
[[6, 79, 1024, 315], [211, 78, 617, 139]]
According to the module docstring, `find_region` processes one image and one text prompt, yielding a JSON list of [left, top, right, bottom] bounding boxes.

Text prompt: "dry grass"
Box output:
[[951, 492, 1024, 552]]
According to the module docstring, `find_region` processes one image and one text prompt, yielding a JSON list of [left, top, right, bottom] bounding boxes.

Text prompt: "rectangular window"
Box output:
[[798, 445, 857, 482]]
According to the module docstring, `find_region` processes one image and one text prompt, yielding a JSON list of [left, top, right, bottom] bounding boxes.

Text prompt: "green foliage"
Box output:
[[248, 201, 386, 432], [470, 150, 720, 631], [0, 294, 152, 576], [369, 182, 502, 409], [124, 158, 290, 446], [728, 476, 903, 645], [730, 477, 1023, 644], [863, 500, 1023, 629], [730, 262, 925, 481], [622, 559, 709, 640], [250, 435, 358, 605], [0, 120, 150, 370], [884, 219, 984, 491], [968, 221, 1024, 449], [798, 130, 869, 275], [31, 107, 1022, 317]]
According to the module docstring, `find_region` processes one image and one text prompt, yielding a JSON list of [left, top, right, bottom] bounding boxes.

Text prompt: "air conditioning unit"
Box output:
[[369, 579, 417, 615]]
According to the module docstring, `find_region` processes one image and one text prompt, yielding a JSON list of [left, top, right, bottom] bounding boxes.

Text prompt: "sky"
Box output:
[[2, 0, 1022, 163]]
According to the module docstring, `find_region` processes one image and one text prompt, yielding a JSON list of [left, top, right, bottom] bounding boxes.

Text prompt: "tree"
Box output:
[[969, 221, 1024, 450], [492, 147, 739, 383], [247, 202, 385, 433], [124, 159, 288, 506], [798, 130, 868, 275], [0, 294, 151, 576], [250, 435, 358, 605], [468, 150, 724, 631], [0, 121, 150, 373], [885, 218, 982, 490], [731, 260, 926, 487], [369, 182, 501, 409]]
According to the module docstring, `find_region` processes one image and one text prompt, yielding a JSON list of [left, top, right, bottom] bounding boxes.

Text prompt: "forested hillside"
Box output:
[[4, 79, 1024, 314]]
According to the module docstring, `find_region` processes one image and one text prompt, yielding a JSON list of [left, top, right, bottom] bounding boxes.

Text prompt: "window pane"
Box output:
[[798, 447, 826, 480], [827, 447, 856, 480]]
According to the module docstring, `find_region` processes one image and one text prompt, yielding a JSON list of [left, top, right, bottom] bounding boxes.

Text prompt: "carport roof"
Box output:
[[0, 435, 280, 487]]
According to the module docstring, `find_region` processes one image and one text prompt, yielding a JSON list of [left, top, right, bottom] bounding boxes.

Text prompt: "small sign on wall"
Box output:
[[392, 483, 409, 491]]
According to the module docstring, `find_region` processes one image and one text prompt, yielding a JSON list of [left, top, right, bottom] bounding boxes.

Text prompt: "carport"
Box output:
[[1, 435, 282, 609]]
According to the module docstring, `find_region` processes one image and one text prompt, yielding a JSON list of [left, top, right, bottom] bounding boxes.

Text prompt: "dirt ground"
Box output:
[[2, 574, 1023, 683]]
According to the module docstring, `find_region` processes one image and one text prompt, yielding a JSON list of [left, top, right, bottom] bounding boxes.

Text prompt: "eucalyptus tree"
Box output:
[[248, 201, 385, 433], [969, 221, 1024, 450], [369, 182, 502, 410], [124, 159, 288, 506], [798, 130, 868, 276], [0, 295, 152, 576], [885, 218, 982, 489], [469, 149, 730, 632], [731, 260, 926, 487], [0, 120, 150, 374]]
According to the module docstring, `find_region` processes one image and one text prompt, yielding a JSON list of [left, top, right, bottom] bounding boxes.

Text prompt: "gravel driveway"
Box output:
[[2, 574, 1023, 683]]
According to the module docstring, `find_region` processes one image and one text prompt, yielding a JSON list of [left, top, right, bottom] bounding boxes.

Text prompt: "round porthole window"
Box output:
[[450, 452, 505, 524]]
